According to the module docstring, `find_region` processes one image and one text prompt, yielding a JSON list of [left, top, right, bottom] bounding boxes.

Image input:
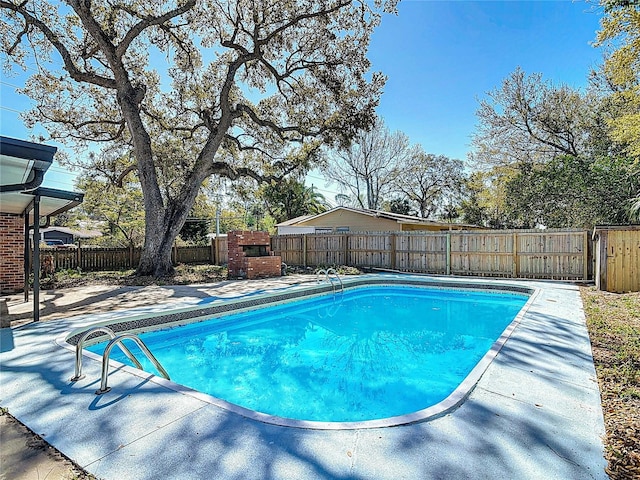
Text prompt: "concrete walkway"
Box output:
[[0, 275, 607, 479]]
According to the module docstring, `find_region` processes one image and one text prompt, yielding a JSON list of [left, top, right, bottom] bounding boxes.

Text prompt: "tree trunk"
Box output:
[[135, 226, 176, 277], [133, 146, 219, 277], [135, 189, 200, 277]]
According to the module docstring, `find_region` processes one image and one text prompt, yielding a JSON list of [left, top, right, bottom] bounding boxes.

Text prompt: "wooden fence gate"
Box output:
[[593, 225, 640, 293]]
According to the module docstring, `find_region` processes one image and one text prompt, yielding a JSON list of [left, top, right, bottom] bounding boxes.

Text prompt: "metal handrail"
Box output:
[[325, 268, 344, 294], [96, 333, 170, 395], [315, 268, 344, 294], [70, 326, 143, 382], [316, 294, 343, 319], [315, 268, 328, 284]]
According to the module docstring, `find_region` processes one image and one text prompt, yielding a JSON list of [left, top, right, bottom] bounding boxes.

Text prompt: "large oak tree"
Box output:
[[1, 0, 394, 276], [467, 66, 640, 228], [470, 67, 599, 171]]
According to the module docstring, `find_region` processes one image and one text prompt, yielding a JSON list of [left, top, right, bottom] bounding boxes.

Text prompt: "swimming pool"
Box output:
[[81, 280, 531, 428]]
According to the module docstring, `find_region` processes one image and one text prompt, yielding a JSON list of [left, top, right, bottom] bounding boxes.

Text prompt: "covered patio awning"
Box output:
[[1, 187, 83, 223], [1, 136, 84, 322]]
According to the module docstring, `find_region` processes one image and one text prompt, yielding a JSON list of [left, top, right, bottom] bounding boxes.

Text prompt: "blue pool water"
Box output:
[[87, 285, 528, 422]]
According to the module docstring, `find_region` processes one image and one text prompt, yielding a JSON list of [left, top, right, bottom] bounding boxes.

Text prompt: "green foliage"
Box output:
[[505, 155, 640, 228], [459, 170, 522, 228], [179, 219, 210, 245], [393, 150, 465, 218], [471, 68, 598, 170], [440, 204, 461, 223], [261, 178, 329, 224], [596, 1, 640, 158], [468, 65, 640, 228], [334, 193, 353, 207], [386, 198, 411, 215], [630, 194, 640, 220], [75, 174, 146, 248]]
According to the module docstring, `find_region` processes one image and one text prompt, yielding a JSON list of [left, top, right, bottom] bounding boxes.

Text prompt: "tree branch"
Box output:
[[1, 1, 117, 89], [259, 1, 350, 48], [115, 0, 196, 60]]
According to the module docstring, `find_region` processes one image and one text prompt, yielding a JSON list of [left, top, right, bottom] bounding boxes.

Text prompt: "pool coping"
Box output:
[[55, 276, 540, 430], [0, 274, 608, 480]]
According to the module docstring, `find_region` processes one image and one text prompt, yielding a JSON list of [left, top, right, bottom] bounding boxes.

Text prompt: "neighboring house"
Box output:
[[30, 226, 102, 246], [276, 207, 480, 235]]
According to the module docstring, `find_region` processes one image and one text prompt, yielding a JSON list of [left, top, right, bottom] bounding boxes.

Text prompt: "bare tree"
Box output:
[[470, 67, 596, 170], [323, 119, 413, 210]]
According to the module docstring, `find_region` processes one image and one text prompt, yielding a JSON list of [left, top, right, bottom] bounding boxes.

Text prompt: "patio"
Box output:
[[0, 274, 607, 479]]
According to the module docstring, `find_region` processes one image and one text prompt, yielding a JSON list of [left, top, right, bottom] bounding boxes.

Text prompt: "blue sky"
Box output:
[[1, 1, 604, 197], [369, 0, 602, 159]]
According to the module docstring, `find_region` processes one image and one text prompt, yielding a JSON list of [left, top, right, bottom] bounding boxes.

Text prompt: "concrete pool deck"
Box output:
[[0, 274, 607, 479]]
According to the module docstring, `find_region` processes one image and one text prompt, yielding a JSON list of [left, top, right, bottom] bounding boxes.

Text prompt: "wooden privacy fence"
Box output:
[[271, 229, 592, 280], [35, 229, 600, 281], [38, 237, 228, 272]]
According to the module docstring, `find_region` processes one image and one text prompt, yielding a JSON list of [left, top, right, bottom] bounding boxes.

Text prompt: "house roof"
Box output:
[[276, 214, 315, 226], [276, 206, 478, 229], [31, 226, 102, 239], [0, 136, 55, 191]]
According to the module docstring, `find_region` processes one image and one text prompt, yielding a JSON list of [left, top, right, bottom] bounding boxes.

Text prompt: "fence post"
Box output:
[[583, 230, 589, 281], [343, 234, 348, 265], [446, 232, 451, 275], [512, 232, 519, 278], [76, 241, 82, 270], [390, 233, 396, 270], [129, 244, 134, 268], [303, 234, 307, 267], [211, 237, 216, 265]]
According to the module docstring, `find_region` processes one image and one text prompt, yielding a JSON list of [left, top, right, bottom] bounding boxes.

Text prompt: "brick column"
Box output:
[[0, 213, 25, 293]]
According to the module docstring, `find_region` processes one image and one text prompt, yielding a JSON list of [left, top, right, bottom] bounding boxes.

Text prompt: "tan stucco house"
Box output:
[[276, 206, 479, 235]]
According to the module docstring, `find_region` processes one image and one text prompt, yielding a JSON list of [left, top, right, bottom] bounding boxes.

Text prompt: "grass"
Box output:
[[580, 286, 640, 479]]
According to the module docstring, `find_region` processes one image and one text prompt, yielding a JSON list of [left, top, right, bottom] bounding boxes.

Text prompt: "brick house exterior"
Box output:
[[0, 212, 24, 293]]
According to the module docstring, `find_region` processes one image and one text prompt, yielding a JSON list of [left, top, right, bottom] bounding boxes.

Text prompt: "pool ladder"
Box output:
[[316, 267, 344, 295], [70, 326, 170, 395]]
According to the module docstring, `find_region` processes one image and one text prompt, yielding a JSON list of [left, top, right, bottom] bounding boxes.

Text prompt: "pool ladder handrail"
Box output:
[[71, 326, 142, 381], [316, 268, 344, 295], [70, 326, 170, 395], [95, 333, 170, 395]]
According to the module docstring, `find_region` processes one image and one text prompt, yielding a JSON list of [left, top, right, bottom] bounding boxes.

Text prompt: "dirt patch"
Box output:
[[581, 287, 640, 479], [39, 264, 228, 290], [0, 409, 95, 480]]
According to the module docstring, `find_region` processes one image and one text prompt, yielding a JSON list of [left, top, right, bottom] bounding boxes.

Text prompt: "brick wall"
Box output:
[[244, 256, 282, 279], [228, 230, 281, 279], [0, 213, 24, 293]]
